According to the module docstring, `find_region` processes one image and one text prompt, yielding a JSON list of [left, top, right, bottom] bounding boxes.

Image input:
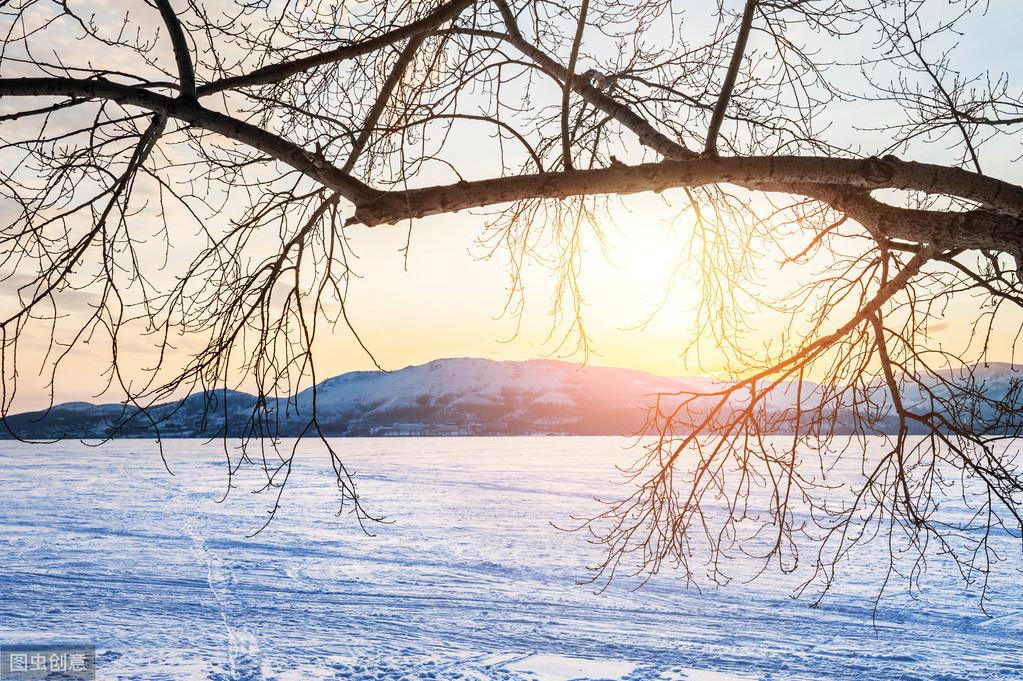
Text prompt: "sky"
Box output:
[[321, 0, 1023, 386], [322, 198, 704, 373], [11, 194, 708, 409], [2, 0, 1023, 410]]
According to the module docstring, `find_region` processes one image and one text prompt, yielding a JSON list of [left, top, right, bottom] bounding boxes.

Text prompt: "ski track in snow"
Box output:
[[1, 437, 1021, 680]]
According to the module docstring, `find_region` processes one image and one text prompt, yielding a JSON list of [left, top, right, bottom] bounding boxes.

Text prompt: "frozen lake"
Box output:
[[1, 437, 1021, 680]]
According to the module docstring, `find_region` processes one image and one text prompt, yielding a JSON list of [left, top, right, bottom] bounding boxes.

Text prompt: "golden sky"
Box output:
[[4, 2, 1023, 410]]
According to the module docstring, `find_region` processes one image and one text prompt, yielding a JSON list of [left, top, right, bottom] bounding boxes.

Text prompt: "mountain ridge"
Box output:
[[0, 358, 694, 439], [2, 357, 1020, 439]]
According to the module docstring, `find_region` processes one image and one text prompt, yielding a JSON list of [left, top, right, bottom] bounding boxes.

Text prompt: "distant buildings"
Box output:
[[365, 422, 480, 436]]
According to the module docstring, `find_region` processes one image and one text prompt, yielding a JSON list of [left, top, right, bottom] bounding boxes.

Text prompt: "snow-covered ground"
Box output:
[[1, 437, 1021, 680]]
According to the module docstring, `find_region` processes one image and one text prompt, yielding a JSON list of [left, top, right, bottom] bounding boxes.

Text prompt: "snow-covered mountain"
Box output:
[[286, 357, 702, 435], [3, 357, 1021, 440], [0, 358, 701, 439]]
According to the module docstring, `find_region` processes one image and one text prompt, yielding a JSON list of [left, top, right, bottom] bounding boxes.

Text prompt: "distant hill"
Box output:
[[2, 357, 1021, 439], [0, 358, 698, 439]]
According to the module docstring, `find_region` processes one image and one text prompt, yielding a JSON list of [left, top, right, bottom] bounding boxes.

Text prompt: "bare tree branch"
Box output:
[[151, 0, 196, 98], [705, 0, 758, 155]]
